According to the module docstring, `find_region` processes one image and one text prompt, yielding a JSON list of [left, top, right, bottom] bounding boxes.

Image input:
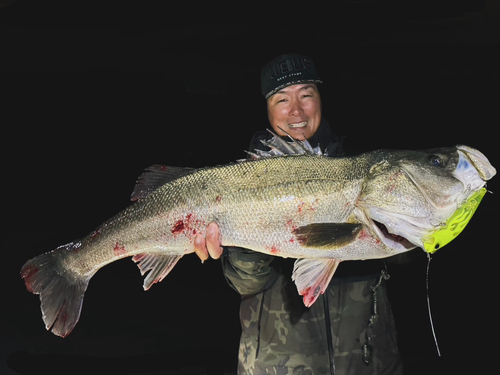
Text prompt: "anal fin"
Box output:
[[292, 258, 341, 307], [293, 223, 363, 249], [132, 253, 182, 290]]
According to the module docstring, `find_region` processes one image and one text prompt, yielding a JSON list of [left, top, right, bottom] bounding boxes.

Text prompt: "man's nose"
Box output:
[[289, 99, 303, 116]]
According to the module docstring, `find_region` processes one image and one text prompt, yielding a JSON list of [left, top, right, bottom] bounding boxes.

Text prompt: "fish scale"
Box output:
[[21, 142, 495, 337]]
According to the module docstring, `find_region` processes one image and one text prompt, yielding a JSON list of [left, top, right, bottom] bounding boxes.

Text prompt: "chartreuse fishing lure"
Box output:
[[422, 187, 487, 253]]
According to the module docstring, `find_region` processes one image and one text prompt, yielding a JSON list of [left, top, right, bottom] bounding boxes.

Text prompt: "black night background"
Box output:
[[1, 1, 499, 374]]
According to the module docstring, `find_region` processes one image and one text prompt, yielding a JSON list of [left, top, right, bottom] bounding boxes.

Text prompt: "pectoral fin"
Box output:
[[293, 223, 363, 249], [292, 258, 341, 307]]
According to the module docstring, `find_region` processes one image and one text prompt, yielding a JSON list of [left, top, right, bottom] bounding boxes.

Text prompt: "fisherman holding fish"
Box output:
[[21, 51, 495, 374], [194, 54, 403, 375]]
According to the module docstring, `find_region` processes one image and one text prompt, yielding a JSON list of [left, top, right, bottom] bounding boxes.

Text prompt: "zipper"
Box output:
[[255, 291, 266, 359], [323, 293, 336, 375]]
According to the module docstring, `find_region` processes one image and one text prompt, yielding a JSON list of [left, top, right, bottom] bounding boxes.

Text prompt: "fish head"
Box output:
[[359, 145, 496, 254]]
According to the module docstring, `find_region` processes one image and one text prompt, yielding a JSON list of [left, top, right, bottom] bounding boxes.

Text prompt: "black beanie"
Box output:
[[261, 53, 322, 99]]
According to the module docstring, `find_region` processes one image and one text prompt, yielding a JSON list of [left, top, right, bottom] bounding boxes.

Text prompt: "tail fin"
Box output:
[[20, 243, 91, 338]]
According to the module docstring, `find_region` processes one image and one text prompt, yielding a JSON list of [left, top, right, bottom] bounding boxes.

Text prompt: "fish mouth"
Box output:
[[288, 121, 308, 129], [371, 219, 416, 251]]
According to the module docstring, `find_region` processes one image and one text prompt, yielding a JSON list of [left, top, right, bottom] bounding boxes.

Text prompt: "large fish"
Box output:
[[21, 136, 496, 337]]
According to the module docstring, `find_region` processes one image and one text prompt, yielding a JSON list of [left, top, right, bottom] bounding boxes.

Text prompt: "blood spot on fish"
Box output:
[[171, 220, 186, 235], [286, 219, 298, 232], [297, 199, 319, 215], [171, 213, 205, 238], [358, 229, 381, 245], [358, 229, 371, 241], [160, 166, 168, 171], [215, 195, 222, 203], [113, 242, 127, 256], [360, 232, 380, 245], [270, 246, 279, 255]]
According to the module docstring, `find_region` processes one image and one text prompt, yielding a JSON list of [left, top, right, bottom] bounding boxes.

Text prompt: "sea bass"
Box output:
[[21, 137, 496, 337]]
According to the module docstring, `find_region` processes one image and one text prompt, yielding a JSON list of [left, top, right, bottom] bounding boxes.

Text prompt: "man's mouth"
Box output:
[[288, 121, 308, 129]]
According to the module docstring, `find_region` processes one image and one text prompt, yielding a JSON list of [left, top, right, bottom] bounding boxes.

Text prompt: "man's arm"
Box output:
[[221, 246, 275, 296]]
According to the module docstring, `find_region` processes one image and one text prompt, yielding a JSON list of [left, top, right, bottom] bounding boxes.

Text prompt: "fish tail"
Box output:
[[20, 243, 91, 338]]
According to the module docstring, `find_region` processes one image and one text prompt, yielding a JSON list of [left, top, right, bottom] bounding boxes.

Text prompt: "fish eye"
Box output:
[[429, 155, 444, 167]]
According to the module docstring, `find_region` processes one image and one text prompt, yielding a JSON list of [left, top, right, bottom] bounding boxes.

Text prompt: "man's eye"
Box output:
[[277, 98, 287, 103]]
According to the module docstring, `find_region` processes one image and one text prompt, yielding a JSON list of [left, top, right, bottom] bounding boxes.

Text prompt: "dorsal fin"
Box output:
[[245, 128, 325, 160], [131, 164, 194, 201]]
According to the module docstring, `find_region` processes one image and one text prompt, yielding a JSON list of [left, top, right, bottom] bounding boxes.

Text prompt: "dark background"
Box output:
[[1, 1, 499, 374]]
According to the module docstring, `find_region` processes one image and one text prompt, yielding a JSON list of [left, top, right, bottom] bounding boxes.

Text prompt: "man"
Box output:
[[194, 54, 403, 375]]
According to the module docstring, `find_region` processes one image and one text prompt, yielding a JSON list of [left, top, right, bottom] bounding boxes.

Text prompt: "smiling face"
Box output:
[[266, 84, 322, 141]]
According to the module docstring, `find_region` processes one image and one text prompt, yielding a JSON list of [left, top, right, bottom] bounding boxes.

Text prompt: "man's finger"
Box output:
[[206, 222, 223, 259], [193, 234, 209, 262]]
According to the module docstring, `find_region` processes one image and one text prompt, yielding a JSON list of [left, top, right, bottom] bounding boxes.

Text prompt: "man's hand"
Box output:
[[193, 221, 223, 261]]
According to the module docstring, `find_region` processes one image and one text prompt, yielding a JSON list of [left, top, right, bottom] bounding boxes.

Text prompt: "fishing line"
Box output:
[[426, 253, 441, 357]]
